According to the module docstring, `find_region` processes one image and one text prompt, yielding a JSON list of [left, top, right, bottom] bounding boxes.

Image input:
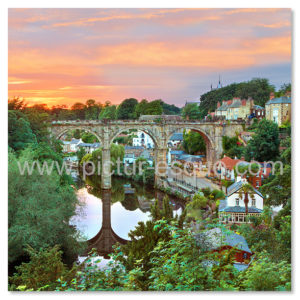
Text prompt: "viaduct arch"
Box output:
[[50, 120, 244, 189]]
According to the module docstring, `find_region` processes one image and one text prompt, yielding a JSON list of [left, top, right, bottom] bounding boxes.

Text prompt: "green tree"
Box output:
[[238, 252, 291, 291], [8, 110, 37, 152], [71, 102, 86, 119], [76, 147, 87, 163], [9, 245, 75, 291], [244, 119, 279, 161], [134, 99, 149, 118], [117, 98, 138, 119], [160, 100, 181, 115], [99, 104, 117, 120], [182, 130, 206, 154], [8, 148, 82, 264], [182, 103, 201, 120], [145, 100, 163, 115]]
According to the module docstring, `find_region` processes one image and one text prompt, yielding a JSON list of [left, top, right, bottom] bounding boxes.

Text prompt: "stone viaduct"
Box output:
[[50, 119, 244, 189]]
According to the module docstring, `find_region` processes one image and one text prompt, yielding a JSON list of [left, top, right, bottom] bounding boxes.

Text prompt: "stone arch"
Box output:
[[109, 126, 159, 148], [167, 126, 216, 165], [54, 126, 103, 145]]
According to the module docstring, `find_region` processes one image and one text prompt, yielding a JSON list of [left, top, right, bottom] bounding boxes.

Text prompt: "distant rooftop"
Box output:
[[266, 96, 291, 105], [169, 133, 183, 141]]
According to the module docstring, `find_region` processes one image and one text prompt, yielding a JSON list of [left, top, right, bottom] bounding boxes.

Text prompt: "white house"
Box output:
[[219, 178, 264, 224], [132, 131, 154, 149], [168, 133, 183, 148], [77, 142, 101, 154], [62, 141, 71, 153], [69, 138, 83, 152]]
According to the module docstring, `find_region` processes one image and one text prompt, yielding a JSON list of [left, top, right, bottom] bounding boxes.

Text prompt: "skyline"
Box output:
[[8, 8, 292, 107]]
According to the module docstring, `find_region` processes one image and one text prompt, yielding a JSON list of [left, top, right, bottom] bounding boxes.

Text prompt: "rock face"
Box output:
[[50, 120, 244, 189]]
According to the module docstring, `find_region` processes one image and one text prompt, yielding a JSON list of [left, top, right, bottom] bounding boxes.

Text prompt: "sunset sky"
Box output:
[[8, 8, 292, 107]]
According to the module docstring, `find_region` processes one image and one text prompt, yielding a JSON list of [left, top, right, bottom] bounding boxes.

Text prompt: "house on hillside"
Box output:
[[69, 138, 83, 152], [249, 105, 265, 120], [132, 131, 154, 149], [168, 132, 183, 148], [62, 141, 71, 153], [218, 179, 264, 224], [196, 227, 253, 270], [265, 93, 291, 126], [217, 155, 272, 188], [78, 142, 101, 154], [215, 97, 256, 121], [124, 145, 145, 158]]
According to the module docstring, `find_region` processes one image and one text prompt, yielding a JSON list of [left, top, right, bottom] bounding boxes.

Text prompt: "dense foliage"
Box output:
[[182, 130, 206, 154], [199, 78, 275, 118]]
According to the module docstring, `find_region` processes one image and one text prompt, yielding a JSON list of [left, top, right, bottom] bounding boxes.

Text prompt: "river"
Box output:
[[70, 173, 184, 260]]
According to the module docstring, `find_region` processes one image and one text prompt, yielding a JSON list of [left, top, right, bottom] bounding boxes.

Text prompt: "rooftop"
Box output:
[[227, 180, 263, 197], [196, 227, 252, 253], [266, 96, 291, 105], [169, 132, 183, 141]]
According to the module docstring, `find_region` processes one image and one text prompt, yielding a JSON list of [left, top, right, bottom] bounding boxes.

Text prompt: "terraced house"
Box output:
[[265, 93, 291, 126], [215, 97, 256, 120]]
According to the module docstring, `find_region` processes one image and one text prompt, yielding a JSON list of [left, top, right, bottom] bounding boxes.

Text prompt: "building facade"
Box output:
[[219, 179, 264, 224], [132, 131, 154, 148], [265, 95, 291, 126]]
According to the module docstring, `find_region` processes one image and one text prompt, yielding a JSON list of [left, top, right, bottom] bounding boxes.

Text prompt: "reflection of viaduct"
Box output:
[[51, 120, 244, 189], [84, 190, 128, 258]]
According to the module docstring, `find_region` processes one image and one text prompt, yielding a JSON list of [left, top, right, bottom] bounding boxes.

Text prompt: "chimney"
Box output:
[[241, 99, 247, 106], [217, 101, 221, 108], [270, 92, 275, 100], [240, 156, 245, 161]]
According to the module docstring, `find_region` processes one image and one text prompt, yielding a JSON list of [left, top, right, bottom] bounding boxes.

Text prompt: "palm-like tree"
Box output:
[[238, 183, 256, 215]]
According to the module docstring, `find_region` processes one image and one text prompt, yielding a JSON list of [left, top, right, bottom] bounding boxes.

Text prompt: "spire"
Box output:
[[217, 74, 222, 89]]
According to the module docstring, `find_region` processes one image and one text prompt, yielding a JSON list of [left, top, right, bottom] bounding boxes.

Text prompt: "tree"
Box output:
[[117, 98, 138, 119], [71, 102, 86, 119], [8, 148, 82, 264], [182, 130, 206, 154], [8, 111, 37, 152], [237, 183, 255, 215], [199, 78, 275, 118], [181, 103, 201, 120], [76, 147, 87, 164], [9, 245, 75, 291], [160, 100, 181, 115], [244, 119, 279, 162], [99, 105, 117, 120], [144, 100, 163, 115], [85, 99, 102, 120], [8, 97, 26, 111], [274, 83, 291, 97], [134, 99, 149, 118], [81, 132, 98, 143], [238, 252, 291, 291], [236, 78, 274, 107]]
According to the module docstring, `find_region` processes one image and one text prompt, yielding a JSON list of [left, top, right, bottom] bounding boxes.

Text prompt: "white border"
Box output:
[[1, 0, 298, 299]]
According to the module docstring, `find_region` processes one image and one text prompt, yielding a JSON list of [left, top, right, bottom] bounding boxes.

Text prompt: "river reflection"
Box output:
[[70, 175, 183, 258]]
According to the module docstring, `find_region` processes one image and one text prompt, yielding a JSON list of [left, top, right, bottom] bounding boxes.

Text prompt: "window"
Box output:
[[256, 181, 260, 187], [235, 198, 239, 206], [243, 253, 248, 259], [252, 199, 256, 207], [258, 111, 260, 116]]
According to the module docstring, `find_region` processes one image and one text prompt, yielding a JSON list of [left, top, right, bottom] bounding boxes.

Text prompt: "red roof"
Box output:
[[220, 156, 240, 170]]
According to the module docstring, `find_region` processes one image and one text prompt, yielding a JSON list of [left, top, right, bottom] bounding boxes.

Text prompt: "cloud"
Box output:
[[8, 8, 292, 107]]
